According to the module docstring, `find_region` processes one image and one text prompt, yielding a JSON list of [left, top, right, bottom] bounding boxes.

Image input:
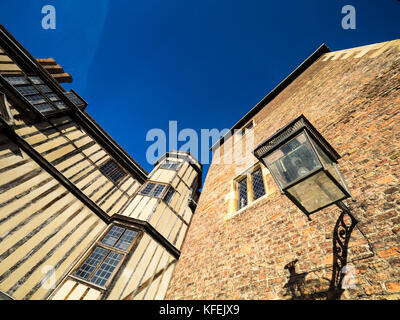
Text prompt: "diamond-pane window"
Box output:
[[251, 168, 266, 200], [238, 178, 248, 210]]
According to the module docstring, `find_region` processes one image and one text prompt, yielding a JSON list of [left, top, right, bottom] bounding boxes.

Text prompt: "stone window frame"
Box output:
[[227, 162, 270, 219]]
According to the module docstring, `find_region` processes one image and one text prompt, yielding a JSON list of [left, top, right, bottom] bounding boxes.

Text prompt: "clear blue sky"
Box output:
[[0, 0, 399, 180]]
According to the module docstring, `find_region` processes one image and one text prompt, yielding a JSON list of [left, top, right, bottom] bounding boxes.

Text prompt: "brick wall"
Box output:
[[166, 41, 400, 300]]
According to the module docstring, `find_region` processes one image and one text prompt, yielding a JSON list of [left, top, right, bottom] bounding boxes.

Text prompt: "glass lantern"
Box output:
[[253, 115, 352, 216]]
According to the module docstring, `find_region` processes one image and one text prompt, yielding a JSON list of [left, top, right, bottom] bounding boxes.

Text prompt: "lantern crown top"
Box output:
[[253, 114, 340, 162]]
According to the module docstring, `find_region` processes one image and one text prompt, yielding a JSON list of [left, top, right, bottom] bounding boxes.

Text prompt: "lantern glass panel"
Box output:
[[286, 170, 347, 213], [310, 138, 349, 192], [263, 132, 321, 189]]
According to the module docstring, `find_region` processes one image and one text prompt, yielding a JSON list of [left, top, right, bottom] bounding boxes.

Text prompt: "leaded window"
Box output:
[[141, 182, 156, 195], [160, 161, 180, 170], [163, 187, 175, 204], [238, 178, 248, 210], [75, 225, 138, 287], [64, 91, 86, 108], [2, 74, 70, 115], [152, 184, 166, 197], [99, 160, 127, 183], [251, 168, 266, 200], [140, 182, 167, 198]]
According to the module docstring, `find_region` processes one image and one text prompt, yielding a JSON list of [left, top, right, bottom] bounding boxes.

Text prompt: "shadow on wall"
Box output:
[[282, 210, 358, 300]]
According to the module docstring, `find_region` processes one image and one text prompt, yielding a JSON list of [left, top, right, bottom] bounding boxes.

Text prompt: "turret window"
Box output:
[[160, 161, 180, 170], [163, 187, 175, 204], [140, 181, 168, 198]]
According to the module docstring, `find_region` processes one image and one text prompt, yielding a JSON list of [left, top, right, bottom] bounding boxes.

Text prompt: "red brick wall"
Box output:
[[166, 43, 400, 300]]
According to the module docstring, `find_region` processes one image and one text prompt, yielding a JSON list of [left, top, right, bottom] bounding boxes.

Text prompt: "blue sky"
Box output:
[[0, 0, 399, 180]]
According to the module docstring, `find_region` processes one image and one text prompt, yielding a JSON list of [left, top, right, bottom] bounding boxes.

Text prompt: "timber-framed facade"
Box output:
[[0, 24, 202, 300]]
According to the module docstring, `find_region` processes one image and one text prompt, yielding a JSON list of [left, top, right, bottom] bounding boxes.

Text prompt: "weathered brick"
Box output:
[[385, 282, 400, 293], [166, 42, 400, 300]]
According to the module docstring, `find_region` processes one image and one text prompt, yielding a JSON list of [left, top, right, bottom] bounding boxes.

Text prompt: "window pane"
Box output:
[[53, 100, 68, 110], [286, 171, 346, 213], [264, 132, 321, 188], [163, 187, 175, 204], [91, 251, 123, 287], [141, 183, 155, 195], [238, 178, 248, 210], [151, 184, 165, 197], [99, 160, 126, 183], [171, 163, 180, 170], [101, 226, 125, 247], [25, 94, 47, 105], [108, 168, 126, 183], [115, 229, 138, 251], [161, 161, 180, 170], [16, 85, 38, 95], [4, 76, 29, 85], [65, 91, 84, 107], [75, 246, 109, 280], [28, 76, 44, 84], [34, 103, 55, 113], [100, 160, 117, 175], [252, 169, 265, 200], [37, 84, 52, 93], [46, 93, 60, 101]]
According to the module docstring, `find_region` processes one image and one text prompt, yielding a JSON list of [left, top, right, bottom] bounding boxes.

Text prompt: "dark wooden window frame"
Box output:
[[73, 224, 141, 289], [0, 73, 71, 118], [140, 181, 170, 199], [99, 159, 128, 184], [160, 160, 181, 171]]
